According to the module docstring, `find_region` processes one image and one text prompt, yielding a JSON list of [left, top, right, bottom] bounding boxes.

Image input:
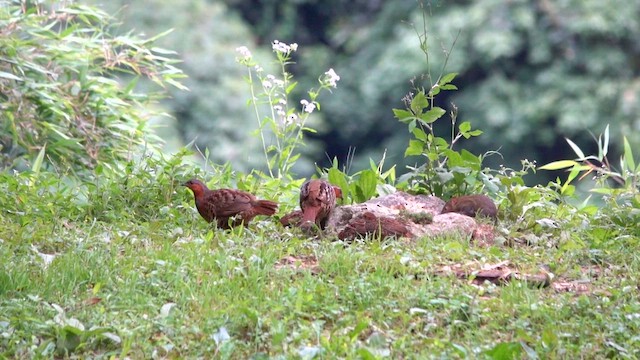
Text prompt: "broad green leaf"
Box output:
[[444, 150, 463, 167], [410, 91, 429, 114], [420, 107, 446, 124], [328, 168, 350, 202], [393, 109, 413, 121], [404, 140, 424, 157], [433, 136, 449, 149], [439, 72, 458, 85], [460, 149, 482, 168], [561, 183, 575, 197], [355, 170, 378, 202], [458, 121, 471, 133], [411, 127, 427, 142], [408, 119, 417, 133]]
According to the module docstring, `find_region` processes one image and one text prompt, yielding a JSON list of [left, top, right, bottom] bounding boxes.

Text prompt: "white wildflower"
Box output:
[[267, 74, 276, 81], [284, 113, 298, 125], [273, 105, 286, 117], [324, 68, 340, 88], [273, 79, 285, 88], [254, 65, 263, 72], [235, 46, 252, 59], [262, 80, 272, 89], [300, 99, 316, 113], [272, 40, 290, 53], [272, 40, 298, 54]]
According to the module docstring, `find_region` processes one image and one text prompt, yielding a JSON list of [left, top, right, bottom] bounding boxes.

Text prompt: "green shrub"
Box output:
[[0, 2, 186, 173], [541, 125, 640, 238]]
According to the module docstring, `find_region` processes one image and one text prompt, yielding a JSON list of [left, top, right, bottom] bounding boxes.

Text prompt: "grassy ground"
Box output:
[[1, 169, 640, 359]]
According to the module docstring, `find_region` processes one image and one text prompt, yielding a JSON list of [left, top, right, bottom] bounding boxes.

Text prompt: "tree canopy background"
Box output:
[[83, 0, 640, 183]]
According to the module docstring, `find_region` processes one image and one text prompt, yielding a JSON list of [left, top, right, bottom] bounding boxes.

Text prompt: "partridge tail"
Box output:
[[252, 200, 278, 216]]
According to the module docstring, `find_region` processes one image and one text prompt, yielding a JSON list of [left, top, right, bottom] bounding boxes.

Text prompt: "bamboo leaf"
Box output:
[[32, 145, 46, 174], [623, 136, 635, 172], [602, 124, 609, 157], [0, 71, 23, 81], [539, 160, 579, 170], [565, 138, 585, 159]]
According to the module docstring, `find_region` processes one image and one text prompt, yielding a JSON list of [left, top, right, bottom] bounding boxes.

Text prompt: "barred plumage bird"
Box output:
[[441, 194, 497, 221], [299, 179, 341, 230], [183, 179, 278, 229]]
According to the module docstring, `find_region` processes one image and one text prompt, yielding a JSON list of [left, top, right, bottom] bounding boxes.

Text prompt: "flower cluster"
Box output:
[[235, 46, 252, 64], [272, 40, 298, 55], [300, 99, 316, 114], [273, 99, 288, 118], [234, 40, 340, 178], [323, 68, 340, 88], [284, 113, 298, 126], [262, 74, 285, 91]]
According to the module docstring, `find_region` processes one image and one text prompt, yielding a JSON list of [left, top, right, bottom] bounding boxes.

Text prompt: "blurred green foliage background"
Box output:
[[44, 0, 640, 182]]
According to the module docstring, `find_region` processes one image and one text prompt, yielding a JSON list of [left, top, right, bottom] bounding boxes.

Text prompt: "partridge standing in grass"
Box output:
[[299, 179, 341, 230], [183, 179, 278, 229], [441, 194, 497, 221]]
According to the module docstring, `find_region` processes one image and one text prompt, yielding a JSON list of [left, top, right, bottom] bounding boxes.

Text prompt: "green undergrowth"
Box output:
[[2, 152, 640, 359], [2, 3, 640, 358]]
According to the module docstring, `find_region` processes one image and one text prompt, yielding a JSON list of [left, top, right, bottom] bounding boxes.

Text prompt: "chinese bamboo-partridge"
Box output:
[[441, 194, 497, 221], [338, 211, 412, 241], [299, 179, 341, 230], [183, 179, 278, 229]]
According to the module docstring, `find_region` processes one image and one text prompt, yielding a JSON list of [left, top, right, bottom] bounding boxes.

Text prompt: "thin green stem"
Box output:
[[247, 68, 273, 178]]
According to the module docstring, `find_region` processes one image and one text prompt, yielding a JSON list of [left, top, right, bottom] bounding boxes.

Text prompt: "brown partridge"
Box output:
[[182, 179, 278, 229], [338, 211, 412, 241], [441, 194, 497, 221], [299, 179, 341, 230]]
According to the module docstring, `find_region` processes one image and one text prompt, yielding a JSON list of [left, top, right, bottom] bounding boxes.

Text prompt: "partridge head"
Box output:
[[299, 179, 341, 231]]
